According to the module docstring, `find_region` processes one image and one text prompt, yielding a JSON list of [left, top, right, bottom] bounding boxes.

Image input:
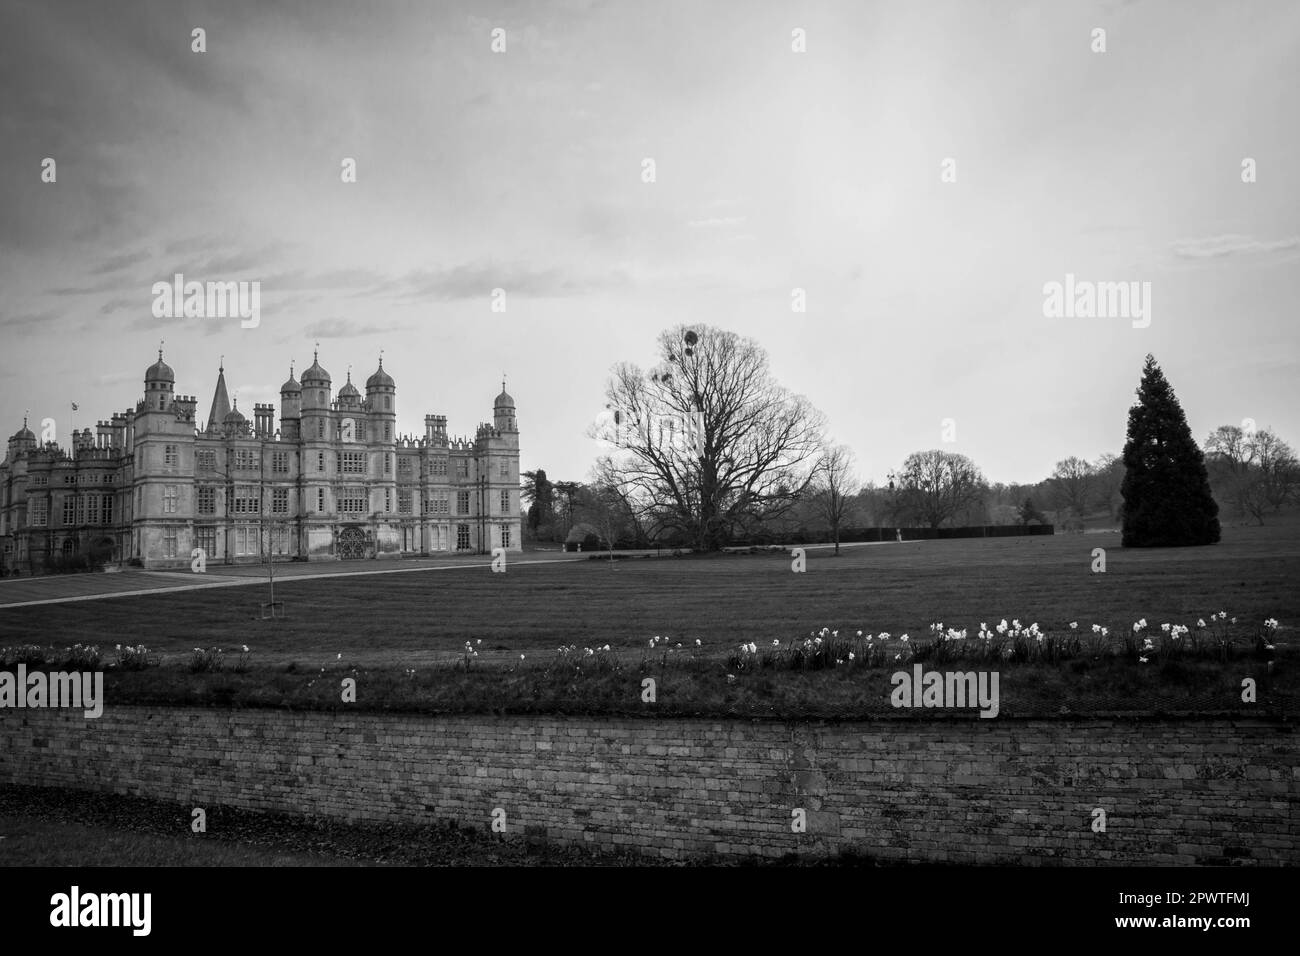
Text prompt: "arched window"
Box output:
[[384, 396, 391, 410], [319, 390, 326, 404], [62, 539, 76, 556]]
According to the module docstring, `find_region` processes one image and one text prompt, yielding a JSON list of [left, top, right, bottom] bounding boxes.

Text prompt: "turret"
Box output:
[[144, 348, 175, 413], [279, 364, 301, 439], [494, 379, 517, 433], [366, 355, 396, 443]]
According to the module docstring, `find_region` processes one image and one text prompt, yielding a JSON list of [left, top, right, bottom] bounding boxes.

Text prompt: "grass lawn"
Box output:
[[1, 520, 1295, 716]]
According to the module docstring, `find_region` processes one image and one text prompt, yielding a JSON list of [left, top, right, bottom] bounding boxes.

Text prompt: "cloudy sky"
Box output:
[[2, 0, 1297, 486]]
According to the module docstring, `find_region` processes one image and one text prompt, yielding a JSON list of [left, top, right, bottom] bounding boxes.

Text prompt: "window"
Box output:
[[398, 490, 412, 514], [500, 490, 510, 514], [357, 420, 366, 441], [500, 524, 511, 548], [164, 444, 178, 467], [163, 485, 178, 514], [457, 490, 470, 515], [103, 495, 113, 525], [384, 396, 391, 411], [456, 524, 470, 550], [87, 495, 100, 524], [63, 496, 75, 525], [195, 526, 216, 558], [317, 488, 325, 512], [234, 448, 257, 470], [136, 486, 142, 511], [384, 422, 391, 441], [318, 451, 325, 472], [75, 495, 86, 524], [384, 489, 392, 513], [432, 458, 447, 476], [339, 487, 366, 514], [64, 473, 76, 484], [456, 458, 469, 478], [272, 451, 289, 474], [428, 493, 449, 515], [233, 487, 260, 515], [234, 527, 258, 556], [198, 486, 216, 515], [196, 449, 216, 470], [268, 526, 291, 556], [499, 459, 509, 478], [163, 528, 178, 559], [384, 454, 391, 475], [272, 488, 288, 514], [318, 418, 325, 438], [319, 390, 326, 404], [340, 452, 366, 474], [31, 475, 48, 486], [398, 456, 413, 477]]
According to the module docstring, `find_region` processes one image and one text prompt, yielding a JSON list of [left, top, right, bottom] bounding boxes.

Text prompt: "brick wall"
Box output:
[[2, 707, 1296, 863]]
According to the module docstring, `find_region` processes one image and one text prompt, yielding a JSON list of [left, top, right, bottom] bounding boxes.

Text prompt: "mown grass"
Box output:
[[1, 523, 1295, 717]]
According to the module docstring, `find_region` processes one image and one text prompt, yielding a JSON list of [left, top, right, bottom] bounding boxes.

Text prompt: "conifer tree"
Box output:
[[1120, 355, 1220, 547]]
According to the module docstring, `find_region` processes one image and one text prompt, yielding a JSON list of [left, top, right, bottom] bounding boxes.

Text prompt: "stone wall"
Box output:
[[2, 707, 1295, 863]]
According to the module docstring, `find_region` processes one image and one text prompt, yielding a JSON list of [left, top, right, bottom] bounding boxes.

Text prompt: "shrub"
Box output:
[[114, 644, 155, 671], [63, 644, 101, 670], [189, 647, 225, 673]]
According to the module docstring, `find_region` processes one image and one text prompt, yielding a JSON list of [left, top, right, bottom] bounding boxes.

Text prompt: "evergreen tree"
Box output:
[[1120, 355, 1220, 547], [1016, 497, 1047, 526]]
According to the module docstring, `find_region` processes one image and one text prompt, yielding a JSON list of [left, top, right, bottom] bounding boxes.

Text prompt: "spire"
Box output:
[[206, 363, 232, 431]]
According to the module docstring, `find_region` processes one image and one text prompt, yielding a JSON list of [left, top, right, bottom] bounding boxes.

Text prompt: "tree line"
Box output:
[[519, 329, 1297, 552]]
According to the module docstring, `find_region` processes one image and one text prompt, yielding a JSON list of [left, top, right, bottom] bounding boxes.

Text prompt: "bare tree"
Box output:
[[1204, 425, 1255, 517], [1091, 452, 1124, 520], [591, 325, 826, 551], [1242, 429, 1299, 523], [894, 449, 987, 529], [1049, 456, 1096, 519], [552, 480, 582, 539], [811, 444, 859, 555], [573, 482, 627, 563]]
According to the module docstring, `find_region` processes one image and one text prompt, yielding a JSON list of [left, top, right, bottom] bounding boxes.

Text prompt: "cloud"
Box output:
[[91, 248, 154, 275], [99, 297, 138, 315], [259, 267, 387, 293], [687, 216, 747, 228], [389, 261, 631, 301], [1170, 234, 1300, 259], [299, 317, 401, 340], [0, 309, 57, 336]]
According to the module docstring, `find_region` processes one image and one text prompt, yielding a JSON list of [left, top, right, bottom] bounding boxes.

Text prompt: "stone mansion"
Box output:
[[0, 350, 522, 571]]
